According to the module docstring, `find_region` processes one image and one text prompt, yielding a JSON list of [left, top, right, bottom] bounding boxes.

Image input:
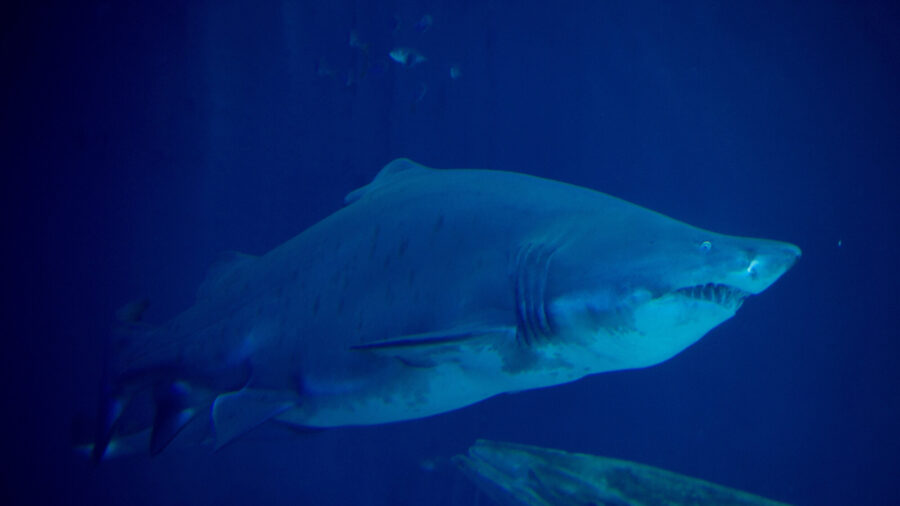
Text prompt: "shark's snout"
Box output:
[[725, 240, 801, 295]]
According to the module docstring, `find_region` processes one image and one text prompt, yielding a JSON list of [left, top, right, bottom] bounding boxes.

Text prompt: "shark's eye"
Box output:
[[699, 240, 712, 252]]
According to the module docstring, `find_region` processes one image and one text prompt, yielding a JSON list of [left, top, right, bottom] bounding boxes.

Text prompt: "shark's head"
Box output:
[[538, 206, 801, 371]]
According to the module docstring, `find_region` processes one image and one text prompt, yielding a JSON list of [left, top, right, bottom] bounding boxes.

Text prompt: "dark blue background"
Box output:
[[4, 1, 898, 504]]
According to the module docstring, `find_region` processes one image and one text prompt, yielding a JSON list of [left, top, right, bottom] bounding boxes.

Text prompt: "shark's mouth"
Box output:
[[673, 283, 749, 311]]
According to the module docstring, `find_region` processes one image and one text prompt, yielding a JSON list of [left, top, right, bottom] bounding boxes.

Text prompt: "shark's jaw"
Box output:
[[561, 281, 758, 372], [671, 283, 750, 312]]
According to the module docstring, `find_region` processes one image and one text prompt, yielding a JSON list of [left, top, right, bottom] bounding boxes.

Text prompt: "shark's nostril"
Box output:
[[747, 259, 758, 274]]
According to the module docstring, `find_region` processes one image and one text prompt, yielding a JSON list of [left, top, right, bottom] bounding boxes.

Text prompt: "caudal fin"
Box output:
[[89, 297, 303, 460], [91, 299, 208, 461], [91, 314, 122, 462]]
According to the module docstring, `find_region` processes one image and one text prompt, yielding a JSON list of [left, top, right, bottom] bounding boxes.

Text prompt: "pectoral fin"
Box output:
[[351, 326, 515, 367], [211, 389, 296, 450]]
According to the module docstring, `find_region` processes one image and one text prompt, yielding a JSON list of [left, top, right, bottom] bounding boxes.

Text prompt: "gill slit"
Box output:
[[512, 241, 557, 346]]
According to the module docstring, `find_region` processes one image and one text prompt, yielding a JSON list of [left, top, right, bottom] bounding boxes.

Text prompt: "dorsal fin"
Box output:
[[344, 158, 432, 204], [196, 251, 257, 300]]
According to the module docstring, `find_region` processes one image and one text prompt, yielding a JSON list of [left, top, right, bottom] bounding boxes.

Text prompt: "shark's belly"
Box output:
[[276, 343, 596, 428]]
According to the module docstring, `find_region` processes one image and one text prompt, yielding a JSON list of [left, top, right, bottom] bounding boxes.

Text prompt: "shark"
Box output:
[[91, 158, 800, 459], [454, 440, 791, 505]]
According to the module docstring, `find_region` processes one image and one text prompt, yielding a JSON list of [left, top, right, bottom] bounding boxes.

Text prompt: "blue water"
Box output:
[[5, 1, 898, 504]]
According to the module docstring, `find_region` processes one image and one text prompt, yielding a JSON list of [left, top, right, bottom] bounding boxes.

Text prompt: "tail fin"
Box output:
[[89, 296, 296, 460], [91, 300, 132, 462], [91, 337, 120, 462], [91, 299, 206, 461], [73, 407, 150, 461]]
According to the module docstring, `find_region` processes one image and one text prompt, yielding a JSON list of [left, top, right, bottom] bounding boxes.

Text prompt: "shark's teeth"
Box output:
[[674, 283, 748, 310]]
